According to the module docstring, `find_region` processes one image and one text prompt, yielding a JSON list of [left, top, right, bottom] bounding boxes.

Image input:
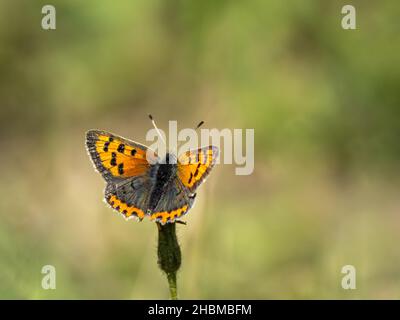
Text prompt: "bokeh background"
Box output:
[[1, 0, 399, 299]]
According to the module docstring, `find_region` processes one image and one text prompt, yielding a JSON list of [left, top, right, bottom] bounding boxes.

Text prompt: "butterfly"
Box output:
[[85, 128, 219, 225]]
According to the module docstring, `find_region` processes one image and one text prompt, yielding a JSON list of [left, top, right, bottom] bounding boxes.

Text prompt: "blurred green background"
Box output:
[[1, 0, 400, 299]]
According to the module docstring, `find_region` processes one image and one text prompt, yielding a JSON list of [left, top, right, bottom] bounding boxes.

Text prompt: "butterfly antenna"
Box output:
[[148, 114, 166, 146], [195, 120, 204, 130]]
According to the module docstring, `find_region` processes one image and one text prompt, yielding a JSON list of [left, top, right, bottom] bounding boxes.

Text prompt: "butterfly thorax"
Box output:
[[148, 153, 177, 212]]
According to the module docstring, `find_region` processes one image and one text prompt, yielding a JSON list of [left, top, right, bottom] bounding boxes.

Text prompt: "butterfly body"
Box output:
[[148, 153, 178, 212], [86, 130, 218, 224]]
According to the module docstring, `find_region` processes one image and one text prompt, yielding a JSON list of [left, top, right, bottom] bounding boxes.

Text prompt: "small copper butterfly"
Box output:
[[85, 119, 218, 225]]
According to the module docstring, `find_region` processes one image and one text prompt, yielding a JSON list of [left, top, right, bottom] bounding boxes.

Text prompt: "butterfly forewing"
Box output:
[[177, 146, 219, 192], [86, 130, 158, 182]]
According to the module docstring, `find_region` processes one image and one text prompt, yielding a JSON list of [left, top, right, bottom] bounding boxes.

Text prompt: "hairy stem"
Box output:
[[157, 222, 181, 300]]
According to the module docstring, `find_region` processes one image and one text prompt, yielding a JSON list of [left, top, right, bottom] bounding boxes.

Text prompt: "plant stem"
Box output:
[[157, 222, 181, 300], [167, 272, 178, 300]]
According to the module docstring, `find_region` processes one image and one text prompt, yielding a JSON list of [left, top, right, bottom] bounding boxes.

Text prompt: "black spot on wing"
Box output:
[[188, 172, 193, 184], [194, 163, 201, 177], [103, 141, 110, 152], [117, 144, 125, 153], [118, 163, 124, 175], [110, 152, 117, 166]]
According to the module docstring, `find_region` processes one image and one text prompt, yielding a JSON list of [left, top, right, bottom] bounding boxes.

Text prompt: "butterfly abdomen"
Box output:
[[148, 153, 177, 212]]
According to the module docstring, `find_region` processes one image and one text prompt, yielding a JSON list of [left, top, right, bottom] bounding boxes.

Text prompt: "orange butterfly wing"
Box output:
[[86, 130, 159, 221], [177, 146, 219, 192], [86, 130, 158, 181]]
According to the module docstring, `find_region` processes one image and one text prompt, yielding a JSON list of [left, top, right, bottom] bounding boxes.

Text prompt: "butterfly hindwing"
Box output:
[[86, 130, 158, 182], [150, 177, 195, 224], [105, 176, 154, 220], [177, 146, 219, 192]]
